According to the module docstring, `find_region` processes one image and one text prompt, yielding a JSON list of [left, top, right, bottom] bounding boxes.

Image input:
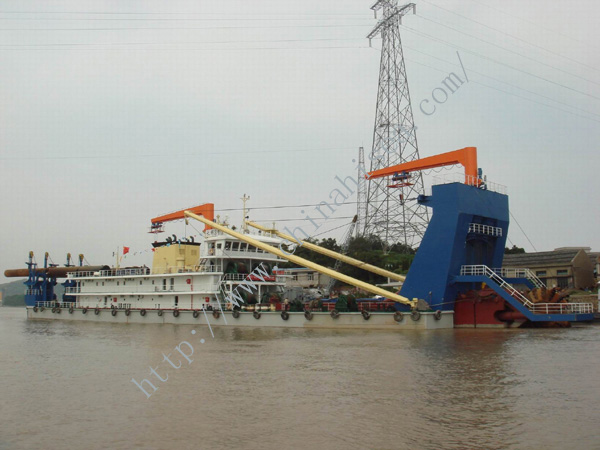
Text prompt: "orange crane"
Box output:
[[367, 146, 478, 185], [150, 203, 214, 233]]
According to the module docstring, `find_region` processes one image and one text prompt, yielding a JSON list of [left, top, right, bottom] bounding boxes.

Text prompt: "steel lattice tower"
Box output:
[[363, 1, 429, 248]]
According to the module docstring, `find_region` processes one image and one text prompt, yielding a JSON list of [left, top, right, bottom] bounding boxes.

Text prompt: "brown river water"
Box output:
[[0, 307, 599, 450]]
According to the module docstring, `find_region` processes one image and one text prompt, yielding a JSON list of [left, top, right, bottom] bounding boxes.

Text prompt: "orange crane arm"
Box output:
[[151, 203, 214, 231], [367, 147, 478, 185]]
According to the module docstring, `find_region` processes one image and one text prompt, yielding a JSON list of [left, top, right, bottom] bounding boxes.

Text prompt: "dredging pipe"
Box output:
[[4, 265, 110, 278], [246, 220, 406, 282], [185, 211, 418, 308]]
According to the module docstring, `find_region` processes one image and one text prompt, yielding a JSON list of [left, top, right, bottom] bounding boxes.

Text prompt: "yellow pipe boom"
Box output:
[[245, 220, 406, 282], [184, 211, 417, 307]]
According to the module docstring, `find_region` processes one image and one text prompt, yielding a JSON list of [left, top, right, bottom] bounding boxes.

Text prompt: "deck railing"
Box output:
[[460, 265, 592, 315]]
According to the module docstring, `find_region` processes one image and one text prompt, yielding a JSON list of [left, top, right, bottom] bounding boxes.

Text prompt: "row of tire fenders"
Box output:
[[31, 305, 443, 322]]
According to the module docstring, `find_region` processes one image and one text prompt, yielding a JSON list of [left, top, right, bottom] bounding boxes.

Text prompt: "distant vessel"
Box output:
[[6, 148, 595, 328]]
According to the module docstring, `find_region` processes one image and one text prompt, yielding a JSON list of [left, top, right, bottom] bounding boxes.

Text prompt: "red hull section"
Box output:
[[454, 289, 524, 327]]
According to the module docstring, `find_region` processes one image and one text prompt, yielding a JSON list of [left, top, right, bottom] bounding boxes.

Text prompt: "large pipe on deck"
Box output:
[[4, 265, 110, 278], [246, 220, 406, 282], [184, 211, 417, 307]]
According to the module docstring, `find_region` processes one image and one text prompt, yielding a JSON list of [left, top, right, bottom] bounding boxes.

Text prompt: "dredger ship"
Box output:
[[5, 148, 595, 329]]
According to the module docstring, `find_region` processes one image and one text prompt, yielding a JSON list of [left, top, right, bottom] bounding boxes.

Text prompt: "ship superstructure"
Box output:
[[6, 148, 595, 329], [63, 225, 286, 314]]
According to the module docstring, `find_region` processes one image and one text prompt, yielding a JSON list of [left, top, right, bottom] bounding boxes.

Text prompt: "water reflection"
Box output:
[[1, 308, 599, 450]]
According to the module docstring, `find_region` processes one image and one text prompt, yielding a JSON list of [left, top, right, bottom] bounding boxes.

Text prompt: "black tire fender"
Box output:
[[94, 308, 100, 315], [393, 311, 403, 322], [361, 310, 371, 320], [281, 311, 290, 321], [193, 310, 199, 318], [411, 310, 421, 321], [330, 309, 340, 319], [233, 310, 240, 319], [253, 311, 261, 320], [433, 310, 442, 320], [140, 309, 146, 317], [304, 311, 313, 321]]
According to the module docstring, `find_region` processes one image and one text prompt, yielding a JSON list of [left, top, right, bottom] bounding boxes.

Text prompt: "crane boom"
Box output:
[[367, 147, 478, 185]]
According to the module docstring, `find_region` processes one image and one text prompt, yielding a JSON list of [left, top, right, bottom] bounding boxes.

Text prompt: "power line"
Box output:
[[216, 202, 359, 213], [0, 37, 363, 48], [416, 15, 600, 87], [0, 17, 372, 22], [401, 25, 600, 102], [402, 54, 600, 124], [509, 211, 538, 252], [420, 0, 600, 73], [0, 11, 371, 16], [403, 45, 600, 120], [0, 44, 369, 52], [0, 24, 373, 31], [0, 146, 359, 161], [466, 0, 600, 54]]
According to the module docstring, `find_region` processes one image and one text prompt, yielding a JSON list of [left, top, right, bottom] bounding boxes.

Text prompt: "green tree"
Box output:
[[505, 245, 526, 254]]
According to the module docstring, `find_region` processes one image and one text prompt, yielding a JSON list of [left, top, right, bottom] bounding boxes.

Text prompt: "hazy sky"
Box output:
[[1, 0, 599, 280]]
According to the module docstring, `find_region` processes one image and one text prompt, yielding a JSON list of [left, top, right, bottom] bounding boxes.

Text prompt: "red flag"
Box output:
[[123, 247, 130, 255]]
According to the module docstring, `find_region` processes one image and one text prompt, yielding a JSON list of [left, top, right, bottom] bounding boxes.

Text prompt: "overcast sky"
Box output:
[[1, 0, 599, 281]]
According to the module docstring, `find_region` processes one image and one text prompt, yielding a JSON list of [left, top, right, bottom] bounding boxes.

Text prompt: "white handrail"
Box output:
[[459, 265, 592, 315]]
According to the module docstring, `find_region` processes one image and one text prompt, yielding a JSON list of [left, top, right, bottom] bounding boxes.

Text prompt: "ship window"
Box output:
[[216, 243, 222, 249], [102, 282, 104, 286], [175, 296, 179, 307], [123, 281, 126, 286], [232, 242, 239, 251], [557, 269, 568, 276], [104, 297, 107, 305], [536, 271, 546, 277], [225, 241, 231, 250], [96, 282, 98, 286], [140, 281, 143, 285], [82, 282, 85, 286], [163, 279, 167, 291], [248, 245, 257, 252], [152, 280, 155, 285], [240, 243, 247, 251], [117, 282, 119, 286]]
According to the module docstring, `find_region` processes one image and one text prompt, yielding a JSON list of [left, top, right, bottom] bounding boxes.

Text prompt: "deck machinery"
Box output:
[[6, 147, 594, 327], [366, 147, 594, 326]]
